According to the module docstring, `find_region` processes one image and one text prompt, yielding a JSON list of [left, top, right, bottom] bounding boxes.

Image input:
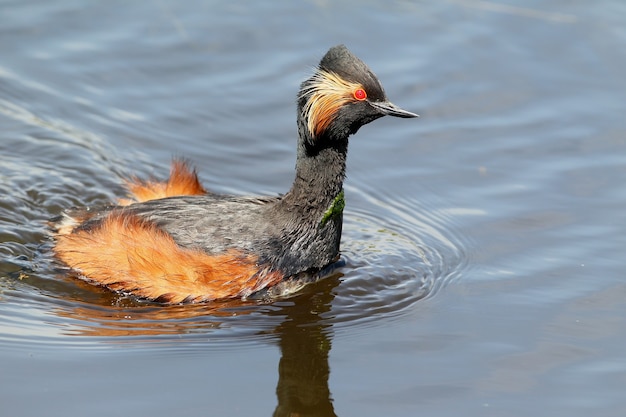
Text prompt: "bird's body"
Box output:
[[51, 45, 417, 303]]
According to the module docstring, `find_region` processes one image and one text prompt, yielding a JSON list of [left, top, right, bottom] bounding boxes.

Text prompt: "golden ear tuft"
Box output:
[[300, 70, 365, 137]]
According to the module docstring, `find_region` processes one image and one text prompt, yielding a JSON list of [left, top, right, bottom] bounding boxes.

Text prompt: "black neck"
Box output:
[[281, 113, 348, 214], [288, 143, 346, 202], [262, 98, 349, 276]]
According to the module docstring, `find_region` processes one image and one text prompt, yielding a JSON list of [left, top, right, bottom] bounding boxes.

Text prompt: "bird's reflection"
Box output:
[[38, 269, 342, 416], [268, 274, 340, 417]]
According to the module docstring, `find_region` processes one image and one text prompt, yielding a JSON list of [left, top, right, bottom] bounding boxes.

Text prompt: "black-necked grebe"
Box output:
[[51, 45, 418, 303]]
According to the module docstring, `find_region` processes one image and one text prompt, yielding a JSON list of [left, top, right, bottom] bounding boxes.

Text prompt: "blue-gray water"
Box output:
[[1, 1, 625, 416]]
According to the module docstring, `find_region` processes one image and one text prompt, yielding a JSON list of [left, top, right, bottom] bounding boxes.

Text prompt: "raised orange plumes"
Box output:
[[54, 211, 283, 303], [119, 159, 207, 206], [300, 70, 366, 137]]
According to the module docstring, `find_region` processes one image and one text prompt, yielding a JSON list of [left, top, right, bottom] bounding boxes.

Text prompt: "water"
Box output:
[[1, 1, 625, 416]]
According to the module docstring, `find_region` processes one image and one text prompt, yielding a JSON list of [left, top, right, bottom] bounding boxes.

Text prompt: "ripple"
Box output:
[[0, 118, 468, 352], [325, 188, 468, 331], [0, 183, 468, 352]]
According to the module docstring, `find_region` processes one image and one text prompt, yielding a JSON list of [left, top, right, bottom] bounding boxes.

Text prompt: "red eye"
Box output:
[[353, 88, 367, 101]]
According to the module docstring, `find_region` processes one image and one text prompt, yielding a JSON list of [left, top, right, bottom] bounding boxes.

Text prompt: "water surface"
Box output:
[[1, 1, 625, 416]]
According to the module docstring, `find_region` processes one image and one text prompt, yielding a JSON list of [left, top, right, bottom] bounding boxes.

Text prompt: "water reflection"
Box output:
[[268, 275, 340, 417], [37, 271, 342, 416]]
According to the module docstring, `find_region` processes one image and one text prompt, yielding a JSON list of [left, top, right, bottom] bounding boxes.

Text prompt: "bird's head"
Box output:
[[297, 45, 417, 148]]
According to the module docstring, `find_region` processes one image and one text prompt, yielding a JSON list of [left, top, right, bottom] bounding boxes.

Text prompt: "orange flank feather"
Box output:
[[118, 159, 207, 206], [53, 211, 283, 303]]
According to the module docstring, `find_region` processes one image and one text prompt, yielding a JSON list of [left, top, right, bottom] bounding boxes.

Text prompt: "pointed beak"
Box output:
[[370, 101, 419, 118]]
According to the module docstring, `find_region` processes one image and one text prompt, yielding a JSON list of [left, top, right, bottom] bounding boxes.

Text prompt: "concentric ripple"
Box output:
[[326, 185, 468, 330], [0, 68, 468, 349], [0, 179, 468, 351]]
